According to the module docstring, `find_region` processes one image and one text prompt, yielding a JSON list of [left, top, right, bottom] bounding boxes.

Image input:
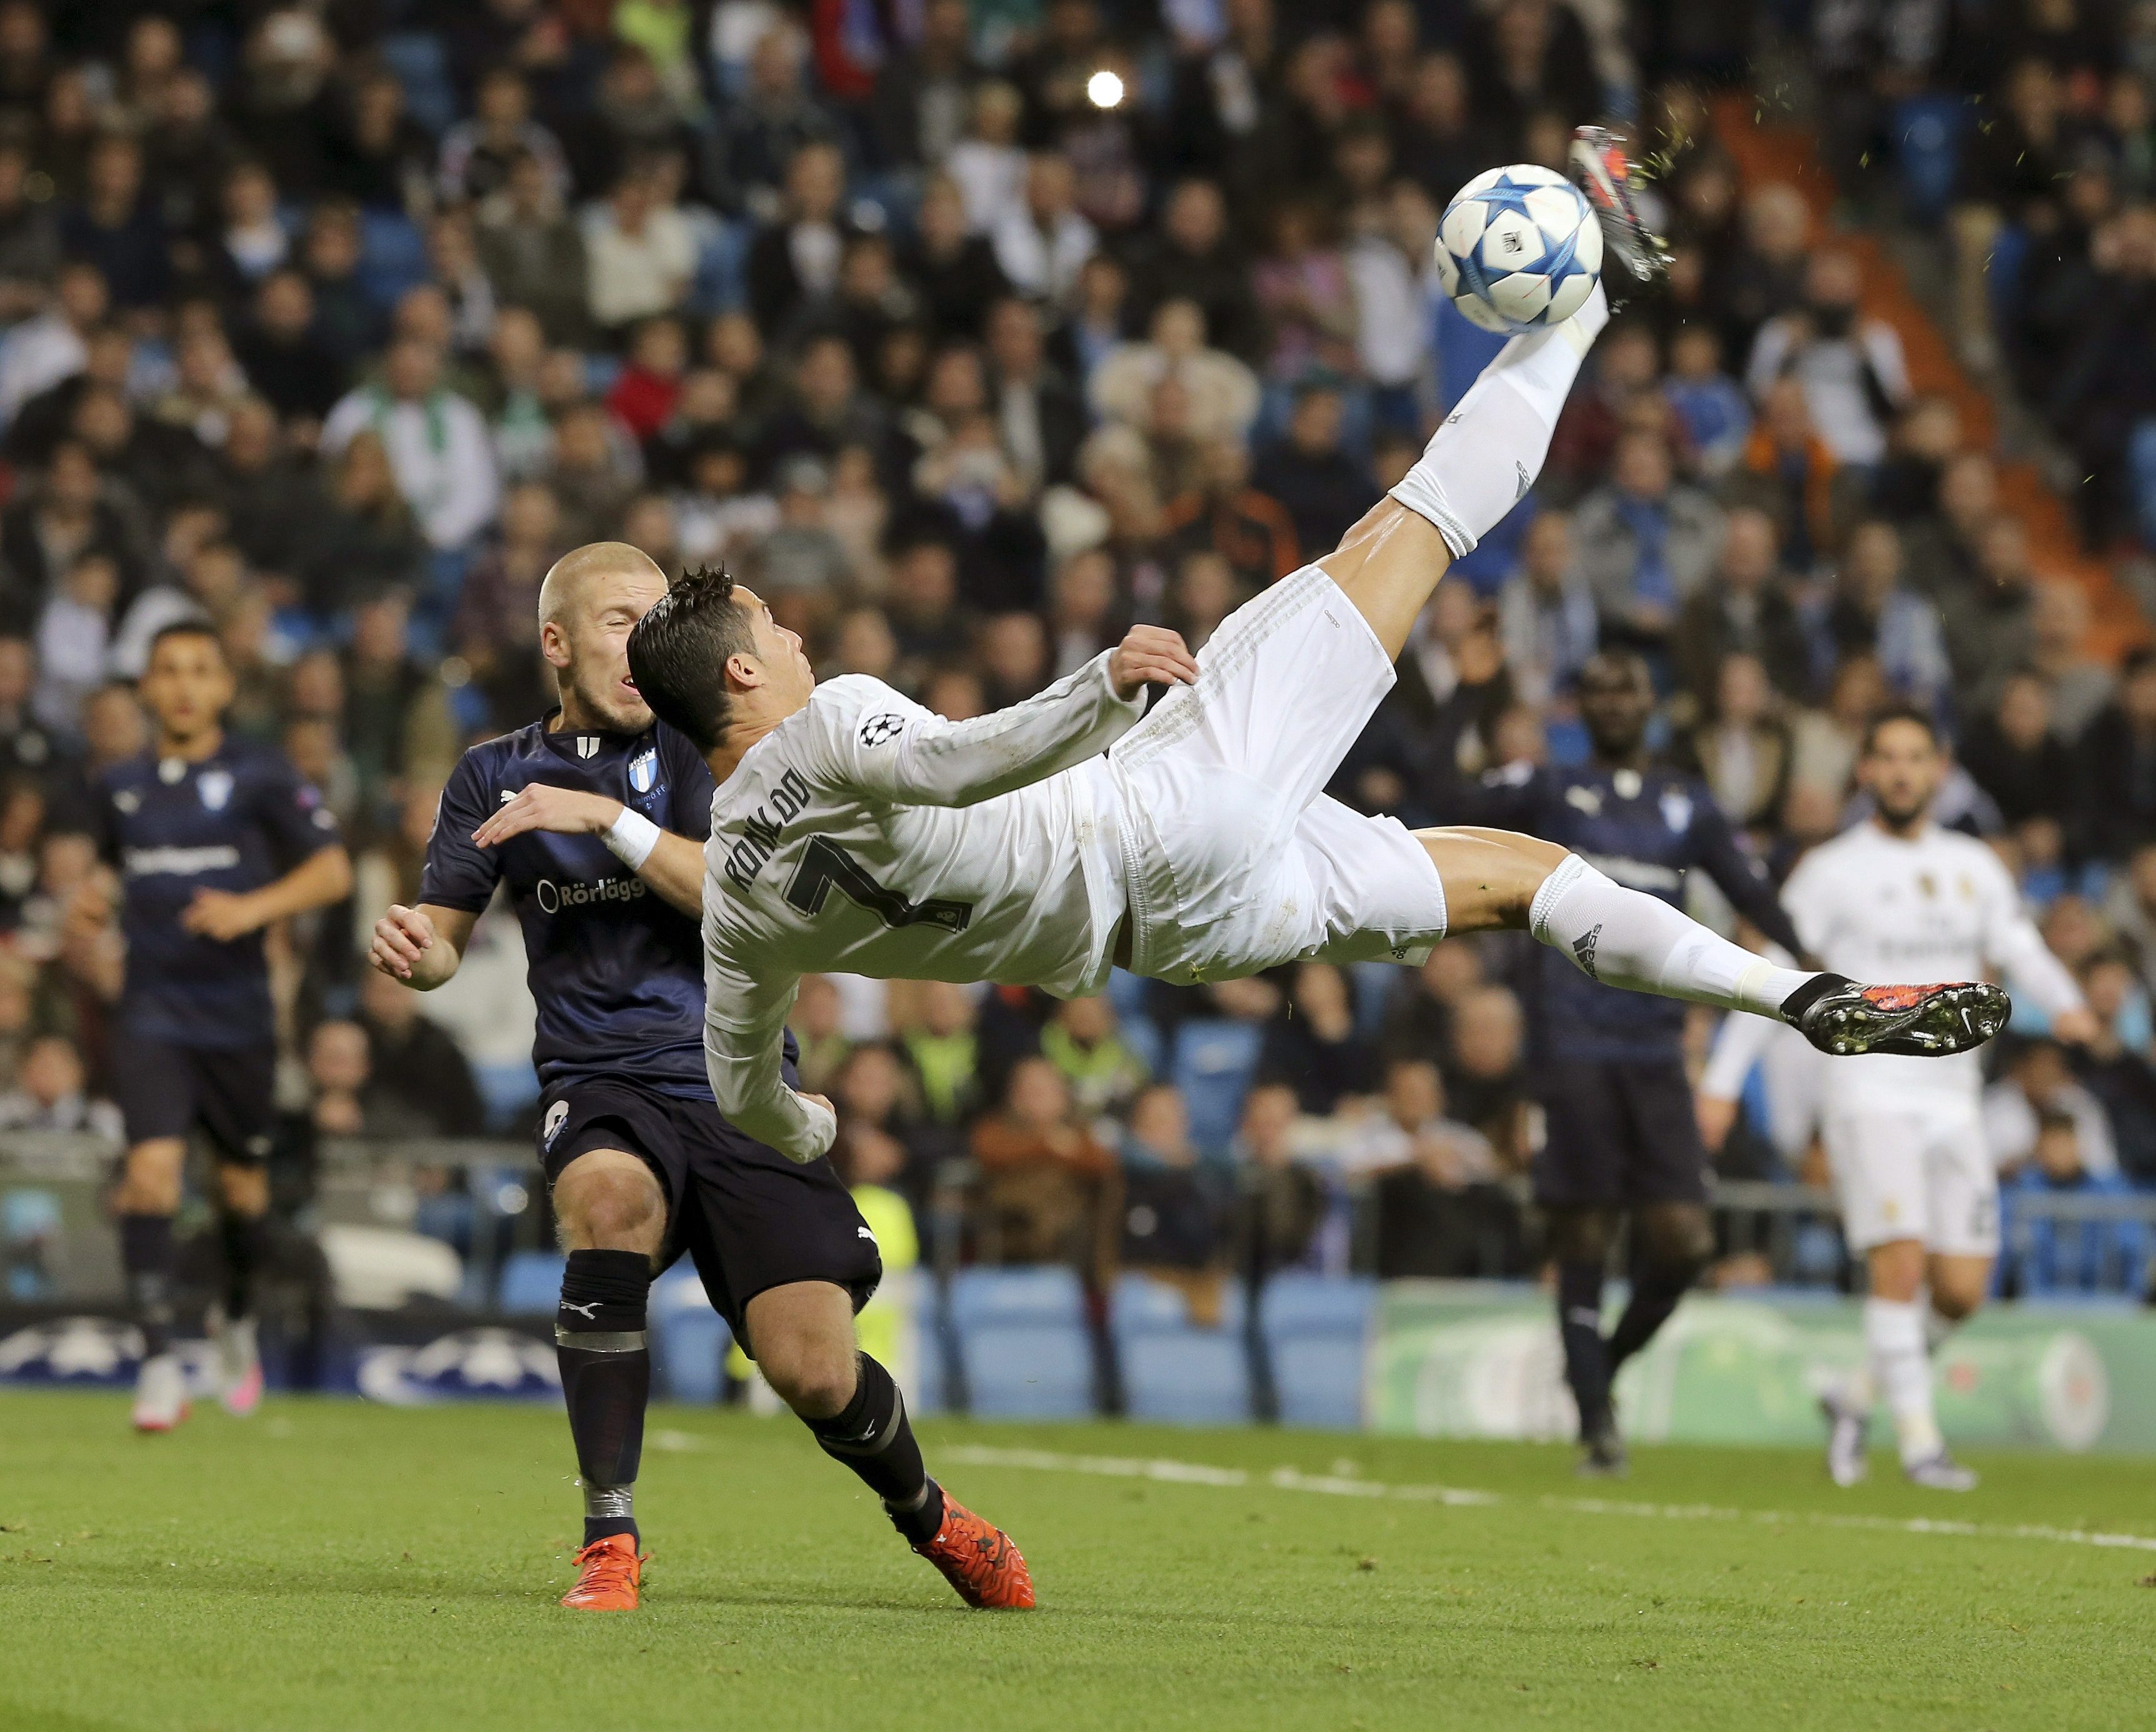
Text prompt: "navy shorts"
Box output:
[[109, 1030, 275, 1164], [538, 1075, 882, 1351], [1532, 1057, 1710, 1210]]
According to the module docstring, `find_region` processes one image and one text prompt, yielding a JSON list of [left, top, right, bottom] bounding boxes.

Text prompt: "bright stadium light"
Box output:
[[1087, 68, 1124, 109]]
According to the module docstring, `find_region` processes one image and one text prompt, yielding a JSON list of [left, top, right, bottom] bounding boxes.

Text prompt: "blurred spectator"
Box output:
[[356, 968, 487, 1137], [1814, 519, 1950, 712], [2077, 646, 2156, 861], [0, 1032, 119, 1139], [1986, 1038, 2120, 1178], [902, 979, 984, 1127], [322, 338, 500, 552], [1441, 984, 1532, 1172], [1118, 1082, 1225, 1279], [1745, 251, 1910, 469], [1961, 671, 2080, 835], [1571, 430, 1725, 655], [1677, 652, 1793, 834], [1255, 962, 1375, 1115], [970, 1053, 1119, 1280], [586, 163, 697, 334], [1360, 1058, 1522, 1278], [2072, 953, 2156, 1183], [1497, 512, 1597, 707], [992, 149, 1097, 305], [1673, 507, 1810, 705], [1252, 385, 1368, 560], [2001, 1109, 2146, 1295]]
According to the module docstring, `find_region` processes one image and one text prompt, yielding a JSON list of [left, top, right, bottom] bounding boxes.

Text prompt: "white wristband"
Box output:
[[602, 808, 661, 871]]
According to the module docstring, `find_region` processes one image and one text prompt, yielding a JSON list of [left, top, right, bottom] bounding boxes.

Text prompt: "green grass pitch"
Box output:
[[2, 1391, 2153, 1731]]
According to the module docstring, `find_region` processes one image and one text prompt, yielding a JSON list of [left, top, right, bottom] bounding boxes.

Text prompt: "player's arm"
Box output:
[[1696, 1008, 1777, 1152], [1979, 861, 2097, 1043], [702, 950, 834, 1162], [181, 842, 354, 941], [1687, 797, 1811, 963], [369, 902, 480, 989], [837, 627, 1197, 809], [372, 752, 499, 986], [467, 784, 705, 917]]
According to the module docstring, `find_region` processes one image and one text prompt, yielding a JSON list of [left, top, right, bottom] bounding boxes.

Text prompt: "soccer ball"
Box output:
[[1434, 165, 1602, 334]]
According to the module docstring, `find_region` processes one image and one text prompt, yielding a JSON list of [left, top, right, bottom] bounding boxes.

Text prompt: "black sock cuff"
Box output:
[[805, 1353, 902, 1455], [559, 1248, 652, 1336]]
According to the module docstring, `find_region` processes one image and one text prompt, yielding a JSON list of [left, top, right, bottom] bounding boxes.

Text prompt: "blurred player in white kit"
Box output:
[[1775, 707, 2095, 1488]]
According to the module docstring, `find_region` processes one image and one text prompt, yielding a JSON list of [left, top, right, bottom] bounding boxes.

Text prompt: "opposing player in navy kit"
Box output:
[[86, 620, 352, 1432], [367, 542, 1030, 1614], [1465, 651, 1812, 1474]]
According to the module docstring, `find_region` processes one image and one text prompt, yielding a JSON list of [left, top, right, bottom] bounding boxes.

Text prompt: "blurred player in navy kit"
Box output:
[[1469, 651, 1811, 1474], [367, 543, 1030, 1615], [84, 620, 352, 1432]]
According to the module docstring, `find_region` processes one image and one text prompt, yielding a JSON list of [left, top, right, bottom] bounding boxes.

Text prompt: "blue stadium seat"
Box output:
[[359, 210, 432, 309], [378, 32, 458, 137], [1112, 1273, 1252, 1425], [947, 1266, 1095, 1418], [1259, 1273, 1375, 1429], [909, 1276, 949, 1415], [651, 1265, 732, 1403], [1894, 95, 1965, 227], [1169, 1020, 1264, 1157], [472, 1058, 540, 1131], [497, 1250, 566, 1316]]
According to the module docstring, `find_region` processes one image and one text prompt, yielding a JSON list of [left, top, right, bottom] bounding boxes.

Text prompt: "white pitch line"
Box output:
[[941, 1443, 2156, 1553]]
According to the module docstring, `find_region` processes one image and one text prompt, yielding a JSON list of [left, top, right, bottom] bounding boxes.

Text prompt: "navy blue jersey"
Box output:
[[1465, 762, 1805, 1065], [92, 740, 342, 1049], [420, 717, 721, 1098]]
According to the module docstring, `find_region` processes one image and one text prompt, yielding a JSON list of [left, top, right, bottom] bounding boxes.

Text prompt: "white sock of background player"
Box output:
[[1529, 855, 1817, 1022], [1866, 1295, 1945, 1465], [1389, 281, 1610, 559]]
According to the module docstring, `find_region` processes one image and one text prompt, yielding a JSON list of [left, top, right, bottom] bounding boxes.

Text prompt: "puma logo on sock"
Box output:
[[1572, 924, 1602, 978], [561, 1300, 601, 1320]]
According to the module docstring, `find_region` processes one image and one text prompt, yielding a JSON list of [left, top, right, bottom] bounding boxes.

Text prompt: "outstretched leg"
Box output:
[[1320, 284, 1610, 660]]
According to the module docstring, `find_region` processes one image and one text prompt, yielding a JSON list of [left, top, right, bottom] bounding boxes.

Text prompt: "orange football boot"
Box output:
[[560, 1533, 645, 1610], [912, 1494, 1034, 1610]]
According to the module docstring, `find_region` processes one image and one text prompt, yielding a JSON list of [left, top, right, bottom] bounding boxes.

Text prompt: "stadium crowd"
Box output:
[[1, 0, 2155, 1308]]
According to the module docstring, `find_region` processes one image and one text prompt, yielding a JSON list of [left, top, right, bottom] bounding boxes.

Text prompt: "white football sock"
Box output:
[[1389, 279, 1610, 558], [1865, 1296, 1943, 1465], [1528, 855, 1814, 1020]]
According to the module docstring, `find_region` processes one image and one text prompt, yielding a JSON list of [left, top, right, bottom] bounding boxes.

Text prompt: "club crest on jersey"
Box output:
[[1660, 789, 1693, 833], [859, 713, 906, 748], [629, 748, 658, 794], [198, 769, 234, 812]]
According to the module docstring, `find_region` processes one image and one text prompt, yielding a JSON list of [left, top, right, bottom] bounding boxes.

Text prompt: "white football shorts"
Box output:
[[1822, 1098, 1999, 1258], [1106, 563, 1449, 985]]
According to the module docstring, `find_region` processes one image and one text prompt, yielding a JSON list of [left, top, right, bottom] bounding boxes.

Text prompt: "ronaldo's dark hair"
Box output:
[[626, 564, 756, 753]]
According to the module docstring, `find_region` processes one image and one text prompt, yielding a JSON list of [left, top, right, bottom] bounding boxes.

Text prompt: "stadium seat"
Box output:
[[1893, 95, 1965, 227], [651, 1265, 732, 1403], [1169, 1020, 1264, 1157], [1110, 1272, 1252, 1425], [497, 1250, 567, 1316], [946, 1266, 1096, 1418], [1259, 1273, 1375, 1430], [472, 1058, 541, 1130], [909, 1275, 949, 1415], [358, 210, 432, 309], [377, 32, 459, 136]]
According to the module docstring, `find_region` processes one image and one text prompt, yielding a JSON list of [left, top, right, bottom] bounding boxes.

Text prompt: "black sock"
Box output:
[[119, 1213, 176, 1360], [1556, 1260, 1611, 1436], [556, 1248, 652, 1547], [801, 1353, 943, 1544], [219, 1210, 273, 1320], [1607, 1270, 1694, 1373]]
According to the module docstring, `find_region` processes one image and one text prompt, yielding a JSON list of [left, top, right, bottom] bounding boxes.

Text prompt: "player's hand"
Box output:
[[369, 903, 437, 980], [2050, 1007, 2103, 1047], [181, 887, 266, 942], [1108, 625, 1200, 699], [471, 784, 620, 849]]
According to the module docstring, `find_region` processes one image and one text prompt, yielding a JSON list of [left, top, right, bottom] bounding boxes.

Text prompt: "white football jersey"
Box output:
[[701, 654, 1140, 1160], [1780, 820, 2083, 1108]]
